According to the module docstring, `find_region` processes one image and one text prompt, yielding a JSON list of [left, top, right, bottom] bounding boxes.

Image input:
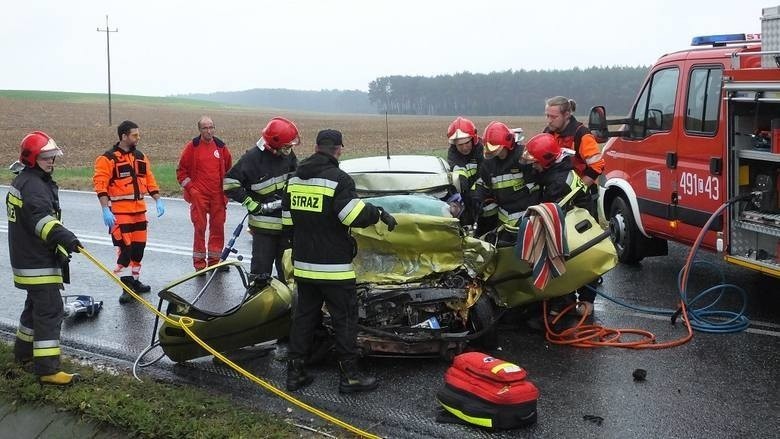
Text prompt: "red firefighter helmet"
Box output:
[[523, 133, 561, 168], [261, 117, 300, 149], [483, 121, 515, 153], [447, 116, 478, 145], [19, 131, 62, 167]]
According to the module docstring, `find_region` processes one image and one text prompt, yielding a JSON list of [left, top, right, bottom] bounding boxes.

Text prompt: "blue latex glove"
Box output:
[[102, 206, 115, 228], [156, 198, 166, 217]]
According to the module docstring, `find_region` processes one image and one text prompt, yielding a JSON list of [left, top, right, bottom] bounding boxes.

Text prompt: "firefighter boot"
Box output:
[[40, 371, 80, 386], [131, 278, 151, 293], [338, 359, 377, 393], [286, 359, 314, 391], [119, 276, 134, 304]]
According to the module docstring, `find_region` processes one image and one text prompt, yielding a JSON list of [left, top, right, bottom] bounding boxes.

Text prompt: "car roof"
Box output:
[[341, 155, 450, 174]]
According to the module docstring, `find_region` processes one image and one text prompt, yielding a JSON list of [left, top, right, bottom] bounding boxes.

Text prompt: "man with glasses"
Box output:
[[224, 117, 299, 283], [446, 116, 484, 226], [93, 120, 166, 304], [177, 116, 233, 273]]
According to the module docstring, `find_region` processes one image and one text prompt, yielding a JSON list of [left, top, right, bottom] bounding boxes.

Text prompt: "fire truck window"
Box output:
[[685, 67, 723, 134], [630, 67, 679, 138]]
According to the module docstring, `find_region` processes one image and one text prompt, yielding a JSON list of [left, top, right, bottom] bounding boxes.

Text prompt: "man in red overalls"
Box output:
[[177, 116, 233, 272]]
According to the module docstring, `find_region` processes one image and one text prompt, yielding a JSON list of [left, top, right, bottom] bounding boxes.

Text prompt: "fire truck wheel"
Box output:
[[608, 196, 643, 264]]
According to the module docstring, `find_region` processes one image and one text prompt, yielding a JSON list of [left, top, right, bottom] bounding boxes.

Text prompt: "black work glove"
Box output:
[[377, 207, 397, 232], [66, 238, 82, 254]]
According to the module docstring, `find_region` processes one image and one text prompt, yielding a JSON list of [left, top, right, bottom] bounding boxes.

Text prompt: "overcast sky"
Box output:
[[2, 0, 774, 96]]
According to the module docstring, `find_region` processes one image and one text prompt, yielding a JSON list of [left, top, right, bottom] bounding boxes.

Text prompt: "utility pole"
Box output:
[[96, 15, 118, 125]]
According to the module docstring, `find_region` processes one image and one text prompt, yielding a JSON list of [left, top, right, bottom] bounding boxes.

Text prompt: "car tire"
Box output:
[[608, 196, 643, 264], [468, 294, 498, 350]]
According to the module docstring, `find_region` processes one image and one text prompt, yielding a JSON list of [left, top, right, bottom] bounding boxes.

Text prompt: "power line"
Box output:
[[96, 15, 118, 126]]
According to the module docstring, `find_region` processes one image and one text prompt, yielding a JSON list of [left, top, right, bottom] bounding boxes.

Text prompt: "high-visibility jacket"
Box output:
[[447, 140, 484, 193], [532, 155, 589, 207], [544, 116, 605, 181], [223, 145, 297, 234], [472, 145, 538, 227], [282, 152, 381, 284], [176, 136, 232, 195], [6, 167, 78, 288], [93, 144, 160, 214]]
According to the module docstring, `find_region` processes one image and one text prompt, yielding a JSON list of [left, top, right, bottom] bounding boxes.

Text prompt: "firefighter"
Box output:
[[543, 96, 605, 216], [446, 116, 484, 225], [472, 121, 537, 235], [8, 131, 82, 385], [223, 116, 299, 283], [177, 116, 233, 272], [282, 129, 397, 393], [523, 133, 595, 316], [93, 120, 166, 304]]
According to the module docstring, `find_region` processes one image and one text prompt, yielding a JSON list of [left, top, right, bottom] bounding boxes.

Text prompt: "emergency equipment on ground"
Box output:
[[436, 351, 539, 429], [62, 295, 103, 318]]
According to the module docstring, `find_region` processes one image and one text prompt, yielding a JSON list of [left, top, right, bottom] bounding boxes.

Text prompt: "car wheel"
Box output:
[[608, 196, 643, 264], [468, 294, 498, 349]]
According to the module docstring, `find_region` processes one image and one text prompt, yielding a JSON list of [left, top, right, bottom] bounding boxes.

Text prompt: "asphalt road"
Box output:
[[1, 188, 779, 438]]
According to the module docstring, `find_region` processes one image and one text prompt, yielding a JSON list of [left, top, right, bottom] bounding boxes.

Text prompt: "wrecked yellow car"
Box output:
[[153, 154, 616, 364], [326, 154, 617, 358]]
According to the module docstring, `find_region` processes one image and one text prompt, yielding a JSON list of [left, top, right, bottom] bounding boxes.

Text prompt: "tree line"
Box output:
[[182, 66, 648, 116], [368, 67, 648, 116]]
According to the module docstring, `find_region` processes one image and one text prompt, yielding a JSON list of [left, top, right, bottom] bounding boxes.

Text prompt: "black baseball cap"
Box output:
[[316, 129, 344, 147]]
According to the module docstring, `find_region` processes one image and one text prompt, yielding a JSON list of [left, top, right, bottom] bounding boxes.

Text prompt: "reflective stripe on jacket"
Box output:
[[7, 167, 78, 288], [93, 144, 160, 214], [473, 146, 538, 227], [223, 144, 297, 234], [282, 152, 381, 284], [533, 155, 589, 208]]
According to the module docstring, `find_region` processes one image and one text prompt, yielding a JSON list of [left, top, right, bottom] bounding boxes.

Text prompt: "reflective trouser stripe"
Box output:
[[33, 347, 61, 357], [16, 329, 34, 342], [293, 268, 356, 281], [293, 261, 355, 281], [14, 274, 63, 286], [33, 340, 61, 358]]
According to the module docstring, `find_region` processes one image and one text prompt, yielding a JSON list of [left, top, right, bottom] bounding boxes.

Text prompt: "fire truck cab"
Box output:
[[588, 7, 780, 278]]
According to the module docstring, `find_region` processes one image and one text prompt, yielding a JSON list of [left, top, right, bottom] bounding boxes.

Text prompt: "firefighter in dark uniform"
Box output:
[[472, 121, 538, 236], [523, 133, 594, 317], [282, 129, 397, 393], [446, 116, 484, 225], [223, 117, 299, 283], [7, 131, 82, 385]]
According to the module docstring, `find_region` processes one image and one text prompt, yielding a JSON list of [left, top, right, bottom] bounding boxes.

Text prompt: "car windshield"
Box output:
[[365, 194, 453, 218]]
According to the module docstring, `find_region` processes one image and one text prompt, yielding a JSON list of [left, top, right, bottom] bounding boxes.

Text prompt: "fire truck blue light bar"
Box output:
[[691, 34, 749, 46]]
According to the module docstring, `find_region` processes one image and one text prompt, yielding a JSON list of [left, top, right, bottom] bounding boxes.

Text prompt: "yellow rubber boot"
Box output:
[[39, 371, 80, 385]]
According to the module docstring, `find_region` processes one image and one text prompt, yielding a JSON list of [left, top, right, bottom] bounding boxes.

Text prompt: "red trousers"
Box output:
[[187, 187, 227, 269]]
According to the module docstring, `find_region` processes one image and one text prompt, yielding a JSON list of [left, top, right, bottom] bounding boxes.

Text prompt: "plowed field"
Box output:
[[0, 94, 547, 170]]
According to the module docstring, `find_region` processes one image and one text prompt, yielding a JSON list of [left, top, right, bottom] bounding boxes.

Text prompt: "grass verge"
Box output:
[[0, 341, 298, 438]]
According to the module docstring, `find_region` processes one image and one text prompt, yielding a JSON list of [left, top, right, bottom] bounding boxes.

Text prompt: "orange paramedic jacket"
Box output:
[[544, 116, 605, 181], [93, 144, 160, 214]]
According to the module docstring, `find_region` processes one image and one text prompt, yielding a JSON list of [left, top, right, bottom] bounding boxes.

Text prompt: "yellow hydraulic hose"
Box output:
[[78, 247, 382, 439]]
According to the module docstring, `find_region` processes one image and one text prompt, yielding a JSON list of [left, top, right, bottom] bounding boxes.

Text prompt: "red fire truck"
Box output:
[[588, 7, 780, 278]]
